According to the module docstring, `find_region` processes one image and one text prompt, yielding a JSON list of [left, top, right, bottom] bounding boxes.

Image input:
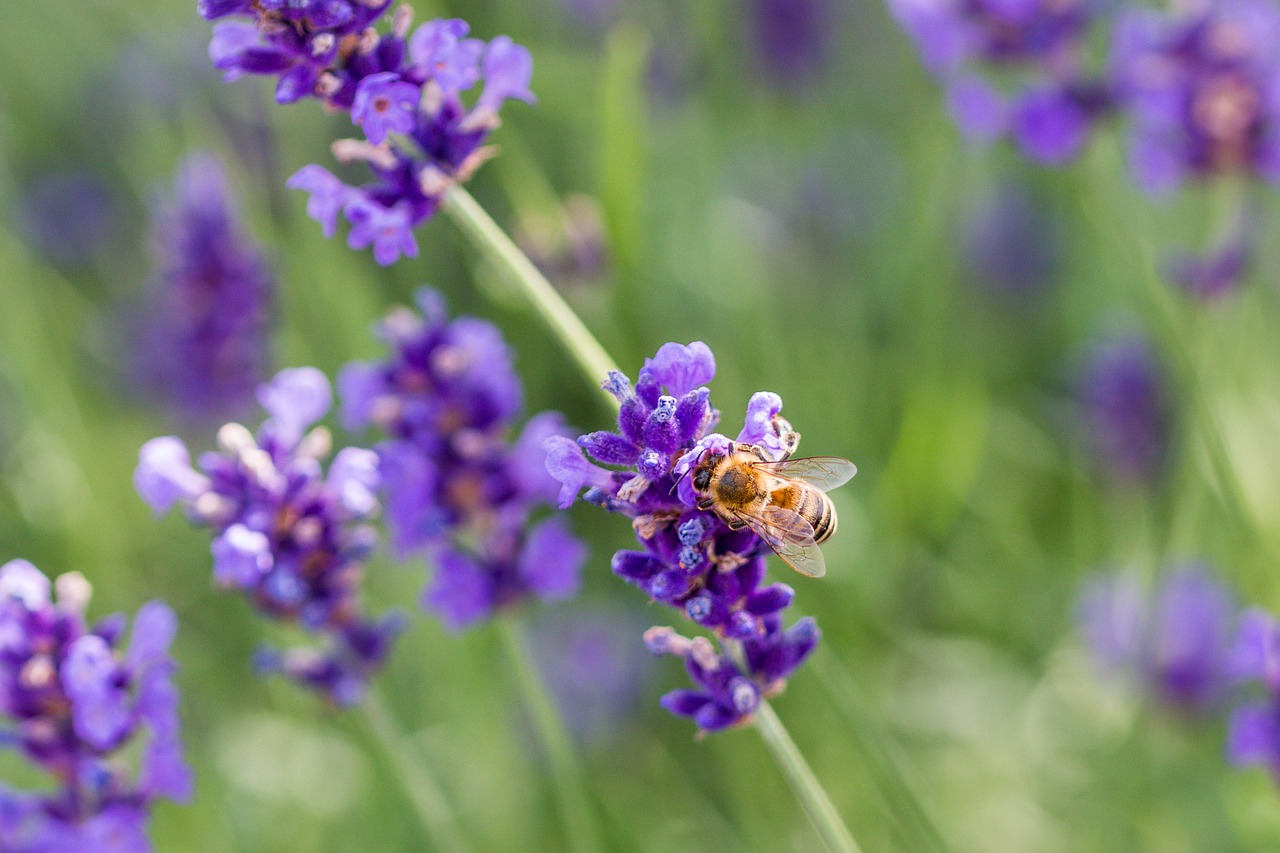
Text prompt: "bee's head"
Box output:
[[692, 465, 712, 493]]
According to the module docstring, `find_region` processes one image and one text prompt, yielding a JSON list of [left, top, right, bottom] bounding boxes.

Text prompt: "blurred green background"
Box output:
[[5, 0, 1280, 850]]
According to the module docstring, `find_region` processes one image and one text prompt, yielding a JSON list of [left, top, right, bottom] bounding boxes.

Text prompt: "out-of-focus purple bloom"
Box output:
[[134, 367, 399, 706], [339, 289, 585, 629], [531, 608, 650, 743], [134, 153, 273, 424], [198, 3, 534, 265], [15, 171, 115, 267], [0, 560, 190, 851], [547, 342, 836, 733], [1111, 0, 1280, 193], [1226, 609, 1280, 780], [747, 0, 833, 89], [1076, 332, 1170, 485], [1079, 563, 1236, 713], [962, 183, 1059, 298], [1166, 238, 1251, 301], [887, 0, 1110, 163]]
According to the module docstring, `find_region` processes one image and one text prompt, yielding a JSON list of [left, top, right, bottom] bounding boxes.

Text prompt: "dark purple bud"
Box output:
[[578, 431, 640, 465]]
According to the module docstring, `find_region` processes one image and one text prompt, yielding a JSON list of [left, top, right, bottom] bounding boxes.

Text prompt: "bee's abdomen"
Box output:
[[797, 489, 837, 543]]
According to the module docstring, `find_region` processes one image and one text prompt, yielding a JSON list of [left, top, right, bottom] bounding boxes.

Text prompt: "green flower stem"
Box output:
[[442, 187, 620, 391], [359, 689, 469, 853], [753, 700, 862, 853], [811, 651, 948, 853], [498, 615, 600, 853]]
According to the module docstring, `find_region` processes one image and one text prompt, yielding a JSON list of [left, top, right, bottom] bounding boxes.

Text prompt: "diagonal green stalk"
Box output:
[[359, 688, 469, 853], [497, 615, 600, 853], [753, 701, 863, 853], [442, 187, 620, 390]]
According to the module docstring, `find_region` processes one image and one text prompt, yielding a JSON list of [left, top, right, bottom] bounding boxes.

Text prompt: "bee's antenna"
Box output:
[[669, 447, 705, 495]]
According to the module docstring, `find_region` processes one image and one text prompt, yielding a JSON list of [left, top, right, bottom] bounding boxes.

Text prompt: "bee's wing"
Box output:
[[749, 456, 857, 491], [735, 505, 827, 578]]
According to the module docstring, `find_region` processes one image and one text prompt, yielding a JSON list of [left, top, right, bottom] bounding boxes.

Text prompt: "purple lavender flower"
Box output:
[[1076, 332, 1170, 485], [200, 4, 534, 265], [134, 367, 401, 706], [545, 342, 833, 733], [1110, 0, 1280, 193], [1078, 563, 1236, 713], [134, 153, 273, 423], [1165, 238, 1251, 301], [747, 0, 833, 89], [339, 289, 585, 630], [886, 0, 1110, 163], [0, 561, 191, 851], [1225, 608, 1280, 781]]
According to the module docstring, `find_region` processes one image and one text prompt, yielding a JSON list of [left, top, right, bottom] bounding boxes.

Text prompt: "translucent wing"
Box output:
[[749, 456, 857, 491], [735, 505, 827, 578]]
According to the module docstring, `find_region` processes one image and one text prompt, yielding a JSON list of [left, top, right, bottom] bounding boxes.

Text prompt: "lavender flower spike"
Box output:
[[1078, 562, 1236, 714], [199, 3, 536, 265], [339, 288, 586, 630], [1076, 332, 1170, 486], [135, 367, 400, 706], [546, 341, 834, 733], [134, 153, 273, 423], [0, 560, 191, 851], [1110, 0, 1280, 194]]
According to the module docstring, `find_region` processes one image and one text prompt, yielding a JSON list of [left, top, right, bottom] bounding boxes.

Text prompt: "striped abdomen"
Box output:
[[774, 485, 837, 543]]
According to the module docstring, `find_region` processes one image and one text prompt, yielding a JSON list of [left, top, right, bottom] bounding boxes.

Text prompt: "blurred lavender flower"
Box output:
[[1226, 608, 1280, 779], [1166, 238, 1251, 301], [135, 153, 274, 424], [0, 560, 191, 851], [531, 609, 650, 743], [886, 0, 1111, 163], [15, 171, 115, 267], [1110, 0, 1280, 194], [199, 4, 534, 265], [1079, 563, 1236, 713], [961, 183, 1059, 298], [339, 289, 585, 630], [1076, 332, 1170, 485], [134, 367, 401, 706], [545, 342, 828, 733], [747, 0, 834, 89]]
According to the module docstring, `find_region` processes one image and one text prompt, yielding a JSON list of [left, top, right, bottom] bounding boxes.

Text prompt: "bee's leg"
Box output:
[[725, 517, 747, 531]]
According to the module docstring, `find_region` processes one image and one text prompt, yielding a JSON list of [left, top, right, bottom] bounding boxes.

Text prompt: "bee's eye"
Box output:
[[693, 469, 710, 491]]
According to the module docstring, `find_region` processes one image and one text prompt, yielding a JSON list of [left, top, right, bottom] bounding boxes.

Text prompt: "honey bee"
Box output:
[[689, 442, 856, 578]]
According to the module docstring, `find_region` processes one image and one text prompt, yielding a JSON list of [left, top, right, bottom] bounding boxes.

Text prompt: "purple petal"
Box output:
[[134, 437, 211, 515], [640, 342, 715, 398], [259, 366, 332, 445], [422, 549, 495, 630], [328, 447, 381, 516], [211, 524, 273, 587], [518, 517, 587, 601]]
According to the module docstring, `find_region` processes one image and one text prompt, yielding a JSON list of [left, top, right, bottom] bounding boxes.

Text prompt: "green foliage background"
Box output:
[[4, 0, 1280, 850]]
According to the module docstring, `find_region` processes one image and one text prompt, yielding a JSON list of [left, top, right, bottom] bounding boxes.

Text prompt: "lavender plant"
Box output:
[[134, 152, 274, 423], [885, 0, 1110, 163], [545, 342, 829, 733], [1076, 332, 1171, 487], [0, 560, 191, 850], [133, 366, 400, 706], [338, 288, 585, 630], [1078, 563, 1237, 714], [201, 1, 534, 265]]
